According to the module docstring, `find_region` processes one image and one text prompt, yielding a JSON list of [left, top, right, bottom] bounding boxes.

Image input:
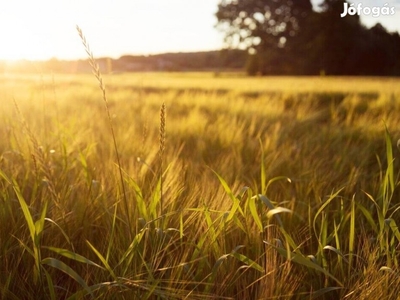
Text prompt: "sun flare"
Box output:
[[0, 0, 225, 62], [0, 2, 79, 61]]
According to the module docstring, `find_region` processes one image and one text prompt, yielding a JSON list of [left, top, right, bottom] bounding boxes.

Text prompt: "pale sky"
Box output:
[[0, 0, 398, 61], [349, 0, 400, 31]]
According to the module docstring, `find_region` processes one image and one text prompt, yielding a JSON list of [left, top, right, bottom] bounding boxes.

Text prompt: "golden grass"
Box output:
[[1, 71, 400, 298]]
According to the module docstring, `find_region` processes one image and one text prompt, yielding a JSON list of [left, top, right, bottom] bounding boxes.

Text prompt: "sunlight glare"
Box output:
[[0, 0, 224, 61], [0, 1, 81, 61]]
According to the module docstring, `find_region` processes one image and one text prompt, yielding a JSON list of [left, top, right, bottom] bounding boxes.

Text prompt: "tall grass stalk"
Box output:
[[76, 26, 131, 237], [159, 102, 166, 216]]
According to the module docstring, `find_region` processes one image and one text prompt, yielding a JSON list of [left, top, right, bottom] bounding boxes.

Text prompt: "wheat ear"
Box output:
[[159, 102, 166, 215], [76, 26, 131, 237]]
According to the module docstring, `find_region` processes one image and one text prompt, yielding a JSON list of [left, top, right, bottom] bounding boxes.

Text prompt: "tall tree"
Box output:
[[313, 0, 362, 75], [217, 0, 400, 75], [216, 0, 314, 74], [313, 0, 400, 76]]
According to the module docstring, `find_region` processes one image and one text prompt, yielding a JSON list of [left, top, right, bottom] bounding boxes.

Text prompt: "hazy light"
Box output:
[[0, 0, 225, 61], [0, 0, 398, 61]]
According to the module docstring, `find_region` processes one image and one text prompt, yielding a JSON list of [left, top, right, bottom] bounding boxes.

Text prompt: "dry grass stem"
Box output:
[[159, 102, 166, 215], [76, 25, 131, 236]]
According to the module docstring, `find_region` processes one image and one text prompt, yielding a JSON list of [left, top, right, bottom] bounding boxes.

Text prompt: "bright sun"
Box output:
[[0, 1, 226, 62], [0, 1, 96, 61]]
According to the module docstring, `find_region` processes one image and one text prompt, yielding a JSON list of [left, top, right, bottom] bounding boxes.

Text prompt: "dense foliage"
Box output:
[[217, 0, 400, 75]]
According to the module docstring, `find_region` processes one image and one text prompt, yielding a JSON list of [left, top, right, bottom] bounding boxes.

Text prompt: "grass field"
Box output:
[[1, 70, 400, 299]]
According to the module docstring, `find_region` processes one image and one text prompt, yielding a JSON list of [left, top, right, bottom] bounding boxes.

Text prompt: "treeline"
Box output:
[[217, 0, 400, 76], [116, 50, 246, 72], [245, 22, 400, 76], [0, 50, 247, 74]]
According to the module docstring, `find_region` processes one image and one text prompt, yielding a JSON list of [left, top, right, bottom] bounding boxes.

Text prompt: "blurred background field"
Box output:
[[3, 73, 400, 188], [3, 72, 400, 93]]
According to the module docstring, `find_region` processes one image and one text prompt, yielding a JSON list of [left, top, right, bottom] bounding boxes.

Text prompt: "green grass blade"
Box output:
[[333, 220, 344, 273], [14, 236, 35, 258], [363, 191, 385, 241], [313, 188, 344, 242], [126, 176, 148, 220], [211, 169, 236, 202], [227, 198, 241, 222], [118, 230, 145, 275], [319, 212, 328, 256], [0, 169, 12, 184], [9, 179, 41, 283], [248, 196, 263, 232], [211, 254, 229, 275], [379, 266, 394, 272], [232, 214, 246, 233], [202, 205, 225, 255], [34, 200, 48, 246], [384, 125, 394, 196], [265, 176, 291, 195], [180, 211, 184, 239], [44, 218, 72, 246], [230, 246, 264, 273], [12, 181, 35, 243], [15, 235, 40, 283], [41, 257, 92, 296], [257, 194, 283, 226], [278, 226, 301, 255], [212, 170, 243, 221], [43, 268, 56, 300], [323, 246, 349, 264], [44, 246, 105, 269], [266, 242, 342, 286], [355, 201, 379, 234], [385, 218, 400, 243], [86, 240, 117, 280], [230, 252, 264, 273], [207, 253, 229, 292], [257, 194, 275, 210], [150, 176, 162, 219], [106, 203, 118, 263], [349, 195, 356, 270], [259, 139, 266, 194], [266, 207, 292, 220]]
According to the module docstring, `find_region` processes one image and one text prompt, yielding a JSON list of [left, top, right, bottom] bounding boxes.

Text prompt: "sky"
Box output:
[[0, 0, 399, 61]]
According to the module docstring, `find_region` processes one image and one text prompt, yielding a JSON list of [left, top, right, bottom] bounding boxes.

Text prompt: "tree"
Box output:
[[364, 24, 400, 76], [312, 0, 400, 76], [216, 0, 314, 74], [309, 0, 362, 75], [217, 0, 400, 76]]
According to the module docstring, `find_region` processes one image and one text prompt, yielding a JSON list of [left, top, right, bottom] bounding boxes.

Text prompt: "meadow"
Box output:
[[1, 69, 400, 299]]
